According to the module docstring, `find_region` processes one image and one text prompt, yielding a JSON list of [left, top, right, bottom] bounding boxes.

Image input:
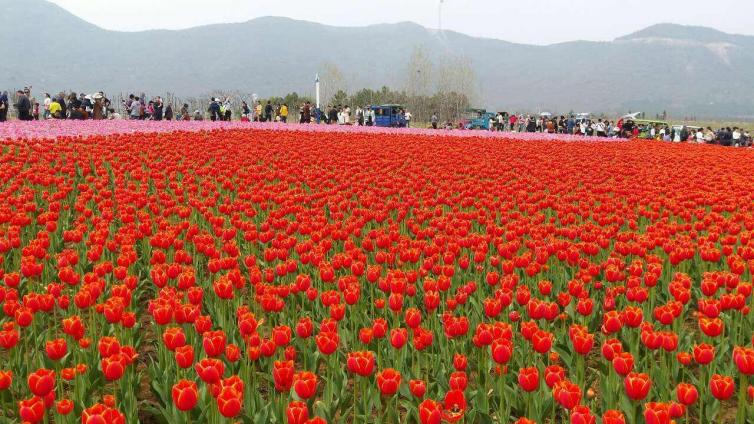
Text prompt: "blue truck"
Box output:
[[463, 108, 496, 130], [370, 104, 406, 127]]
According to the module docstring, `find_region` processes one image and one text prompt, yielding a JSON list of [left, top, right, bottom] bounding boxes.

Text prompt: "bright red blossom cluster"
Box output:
[[1, 129, 754, 423]]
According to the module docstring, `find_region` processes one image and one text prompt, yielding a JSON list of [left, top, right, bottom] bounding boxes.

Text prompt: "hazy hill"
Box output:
[[2, 0, 753, 118]]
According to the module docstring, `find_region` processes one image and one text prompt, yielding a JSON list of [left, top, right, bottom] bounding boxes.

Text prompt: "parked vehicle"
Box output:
[[463, 108, 496, 130], [369, 104, 406, 127]]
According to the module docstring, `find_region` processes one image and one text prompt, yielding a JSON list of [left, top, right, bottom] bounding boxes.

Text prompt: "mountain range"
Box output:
[[2, 0, 753, 118]]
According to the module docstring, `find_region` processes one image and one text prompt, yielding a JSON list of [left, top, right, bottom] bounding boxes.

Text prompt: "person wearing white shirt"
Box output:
[[732, 128, 742, 146], [695, 129, 704, 143], [43, 93, 52, 119], [404, 111, 412, 128]]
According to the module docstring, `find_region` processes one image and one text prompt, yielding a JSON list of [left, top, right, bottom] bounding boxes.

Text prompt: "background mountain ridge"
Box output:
[[2, 0, 753, 118]]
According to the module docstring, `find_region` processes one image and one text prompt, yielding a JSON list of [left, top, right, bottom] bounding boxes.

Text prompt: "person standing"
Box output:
[[254, 101, 262, 122], [48, 97, 63, 118], [130, 96, 141, 120], [404, 110, 412, 128], [241, 101, 251, 121], [14, 90, 32, 120], [595, 119, 606, 137], [223, 98, 232, 121], [180, 103, 190, 121], [301, 101, 311, 124], [0, 91, 9, 122], [733, 127, 742, 146], [208, 98, 220, 121], [42, 93, 52, 119], [280, 103, 289, 123], [264, 101, 273, 122], [153, 97, 164, 121], [164, 103, 174, 121]]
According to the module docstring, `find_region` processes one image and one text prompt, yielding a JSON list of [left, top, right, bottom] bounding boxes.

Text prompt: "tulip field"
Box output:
[[3, 122, 754, 424]]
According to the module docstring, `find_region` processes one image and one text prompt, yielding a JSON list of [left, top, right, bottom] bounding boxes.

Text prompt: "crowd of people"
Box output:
[[0, 87, 118, 121], [1, 87, 750, 147], [482, 113, 753, 146]]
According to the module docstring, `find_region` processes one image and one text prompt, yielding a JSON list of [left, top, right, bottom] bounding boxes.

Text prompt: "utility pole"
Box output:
[[315, 73, 320, 109], [438, 0, 447, 40]]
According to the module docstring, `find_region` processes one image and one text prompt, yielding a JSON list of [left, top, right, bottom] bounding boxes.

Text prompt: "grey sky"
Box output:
[[48, 0, 753, 45]]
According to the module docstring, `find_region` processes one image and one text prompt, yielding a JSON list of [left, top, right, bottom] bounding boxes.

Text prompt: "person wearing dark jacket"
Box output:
[[14, 90, 32, 120], [301, 102, 311, 123], [0, 91, 8, 122], [154, 97, 164, 121], [526, 117, 537, 133], [164, 104, 173, 121], [208, 98, 220, 121], [264, 101, 273, 122]]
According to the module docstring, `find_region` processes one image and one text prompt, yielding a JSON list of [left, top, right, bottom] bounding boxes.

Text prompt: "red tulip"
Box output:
[[491, 338, 513, 364], [162, 327, 186, 351], [442, 390, 467, 423], [531, 330, 553, 353], [315, 331, 339, 355], [518, 367, 540, 392], [175, 345, 194, 369], [194, 358, 224, 384], [273, 360, 295, 392], [286, 400, 309, 424], [419, 399, 442, 424], [544, 365, 566, 388], [410, 379, 427, 398], [346, 351, 375, 377], [709, 374, 735, 400], [45, 338, 67, 361], [612, 352, 634, 376], [734, 346, 754, 375], [570, 405, 596, 424], [602, 410, 626, 424], [389, 327, 408, 349], [101, 354, 127, 381], [202, 330, 227, 357], [553, 380, 582, 410], [27, 368, 55, 397], [216, 386, 242, 418], [18, 396, 45, 423], [56, 399, 74, 415], [293, 371, 317, 399], [643, 402, 671, 424], [172, 379, 198, 411], [570, 331, 594, 355], [676, 382, 698, 405], [693, 343, 715, 365], [376, 368, 401, 396], [453, 354, 467, 371], [624, 372, 651, 401], [0, 370, 12, 390]]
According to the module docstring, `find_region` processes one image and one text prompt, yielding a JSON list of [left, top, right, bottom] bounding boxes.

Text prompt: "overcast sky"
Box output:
[[47, 0, 753, 45]]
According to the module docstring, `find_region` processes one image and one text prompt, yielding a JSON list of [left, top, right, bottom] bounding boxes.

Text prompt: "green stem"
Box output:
[[738, 373, 748, 424]]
